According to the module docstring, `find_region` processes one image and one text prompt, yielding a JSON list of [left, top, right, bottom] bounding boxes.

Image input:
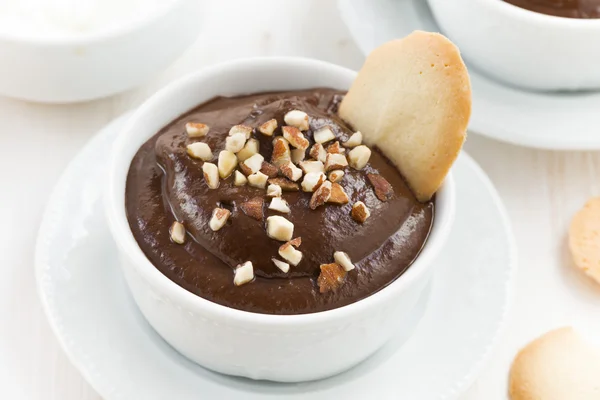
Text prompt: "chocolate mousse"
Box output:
[[125, 89, 434, 315], [503, 0, 600, 18]]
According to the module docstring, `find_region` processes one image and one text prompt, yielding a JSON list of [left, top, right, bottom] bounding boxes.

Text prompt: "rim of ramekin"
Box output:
[[485, 0, 600, 27], [105, 57, 456, 327]]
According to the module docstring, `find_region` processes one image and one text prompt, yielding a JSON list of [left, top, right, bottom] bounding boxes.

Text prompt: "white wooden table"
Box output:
[[2, 1, 599, 399]]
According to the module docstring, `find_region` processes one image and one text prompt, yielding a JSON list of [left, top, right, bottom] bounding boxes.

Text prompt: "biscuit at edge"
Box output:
[[569, 197, 600, 285]]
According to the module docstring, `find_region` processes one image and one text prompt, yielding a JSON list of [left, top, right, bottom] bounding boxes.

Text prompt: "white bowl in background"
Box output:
[[427, 0, 600, 91], [105, 58, 456, 382], [0, 0, 203, 103]]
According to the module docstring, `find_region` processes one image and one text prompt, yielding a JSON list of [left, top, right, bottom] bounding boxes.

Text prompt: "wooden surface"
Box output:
[[2, 1, 599, 399]]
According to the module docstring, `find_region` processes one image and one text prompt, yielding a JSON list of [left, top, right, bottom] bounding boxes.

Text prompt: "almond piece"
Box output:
[[169, 221, 186, 244], [326, 141, 345, 155], [202, 162, 219, 189], [299, 160, 325, 174], [314, 125, 336, 144], [348, 145, 371, 170], [284, 110, 309, 131], [248, 171, 268, 188], [266, 184, 282, 197], [272, 258, 290, 273], [291, 148, 306, 164], [218, 150, 238, 179], [279, 161, 303, 182], [289, 237, 302, 247], [318, 263, 347, 293], [367, 173, 394, 201], [310, 180, 332, 210], [185, 122, 209, 138], [271, 136, 291, 166], [325, 153, 348, 172], [240, 197, 264, 220], [269, 197, 291, 214], [328, 170, 344, 183], [266, 216, 294, 242], [259, 119, 278, 136], [328, 183, 349, 205], [186, 142, 213, 161], [229, 124, 253, 139], [343, 131, 362, 148], [237, 138, 259, 162], [309, 143, 327, 163], [260, 161, 278, 178], [209, 207, 231, 231], [334, 251, 355, 271], [351, 201, 370, 223], [268, 177, 300, 192], [282, 126, 309, 150], [301, 172, 326, 192], [234, 261, 254, 286], [279, 242, 303, 266], [242, 153, 265, 175], [225, 132, 247, 153], [234, 170, 247, 186]]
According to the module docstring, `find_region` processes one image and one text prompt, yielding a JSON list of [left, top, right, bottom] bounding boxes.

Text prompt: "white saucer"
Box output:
[[35, 113, 517, 400], [338, 0, 600, 150]]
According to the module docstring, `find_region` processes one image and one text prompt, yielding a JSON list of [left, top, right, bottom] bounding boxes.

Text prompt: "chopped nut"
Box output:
[[299, 160, 325, 174], [225, 132, 247, 153], [237, 138, 259, 162], [209, 207, 231, 231], [185, 122, 209, 137], [301, 172, 326, 192], [234, 261, 254, 286], [266, 215, 294, 242], [202, 162, 219, 189], [348, 145, 371, 170], [169, 221, 186, 244], [309, 143, 327, 163], [218, 150, 238, 179], [240, 197, 264, 220], [291, 148, 306, 164], [272, 258, 290, 273], [325, 153, 348, 172], [367, 173, 394, 202], [334, 251, 355, 271], [351, 201, 370, 223], [271, 136, 291, 166], [279, 241, 303, 266], [229, 124, 253, 139], [328, 170, 344, 183], [282, 126, 309, 150], [266, 184, 282, 197], [279, 161, 303, 182], [318, 263, 347, 293], [242, 153, 264, 174], [289, 237, 302, 247], [234, 170, 247, 186], [269, 197, 291, 213], [313, 125, 336, 144], [284, 110, 309, 131], [248, 171, 268, 188], [268, 177, 300, 191], [258, 119, 278, 136], [310, 180, 332, 209], [260, 161, 278, 178], [186, 142, 213, 161], [328, 183, 350, 205], [326, 141, 345, 155], [343, 131, 362, 148]]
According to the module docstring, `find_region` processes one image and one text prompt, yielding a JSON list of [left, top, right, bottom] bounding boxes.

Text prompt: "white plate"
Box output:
[[35, 113, 516, 400], [338, 0, 600, 150]]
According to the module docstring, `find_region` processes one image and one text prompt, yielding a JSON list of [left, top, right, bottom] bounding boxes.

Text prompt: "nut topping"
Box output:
[[271, 136, 291, 166], [234, 170, 248, 186], [266, 216, 294, 242], [242, 153, 265, 175], [284, 110, 309, 131], [299, 160, 325, 174], [229, 124, 253, 139], [268, 177, 300, 192], [237, 138, 259, 162], [317, 263, 347, 293], [326, 141, 345, 155], [266, 184, 282, 197], [272, 258, 290, 273], [225, 132, 247, 153], [348, 145, 371, 170], [209, 207, 231, 231], [309, 143, 327, 163], [313, 125, 336, 144], [186, 142, 213, 161], [269, 197, 291, 214], [248, 171, 269, 188], [351, 201, 370, 223], [301, 172, 326, 192], [185, 122, 209, 137], [282, 126, 310, 150], [310, 180, 332, 210], [343, 131, 362, 148], [279, 161, 303, 182], [240, 197, 264, 220], [258, 119, 278, 136], [328, 170, 344, 183], [327, 183, 349, 205], [218, 150, 238, 179], [367, 173, 394, 201], [291, 148, 306, 164], [334, 251, 355, 271], [234, 261, 254, 286], [169, 221, 186, 244], [260, 161, 279, 178], [202, 162, 219, 189], [289, 237, 302, 247], [279, 241, 303, 266], [324, 153, 348, 172]]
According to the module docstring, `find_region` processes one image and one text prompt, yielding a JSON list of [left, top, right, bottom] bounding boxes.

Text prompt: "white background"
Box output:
[[2, 1, 599, 399]]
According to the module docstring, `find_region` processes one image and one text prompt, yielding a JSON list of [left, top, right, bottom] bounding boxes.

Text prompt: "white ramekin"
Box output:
[[427, 0, 600, 91], [0, 0, 203, 103], [105, 57, 455, 382]]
